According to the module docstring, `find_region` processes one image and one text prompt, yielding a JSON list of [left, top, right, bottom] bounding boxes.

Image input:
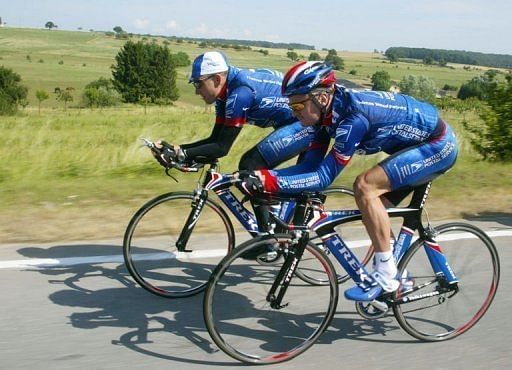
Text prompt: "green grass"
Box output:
[[0, 27, 511, 243]]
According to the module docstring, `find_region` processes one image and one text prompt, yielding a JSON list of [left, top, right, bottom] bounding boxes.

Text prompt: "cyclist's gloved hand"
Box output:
[[237, 170, 265, 196], [151, 140, 176, 168]]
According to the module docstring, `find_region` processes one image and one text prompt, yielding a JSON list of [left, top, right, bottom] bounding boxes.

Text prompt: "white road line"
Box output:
[[0, 230, 510, 270]]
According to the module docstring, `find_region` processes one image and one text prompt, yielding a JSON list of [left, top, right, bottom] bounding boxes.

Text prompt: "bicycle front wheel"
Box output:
[[393, 222, 500, 341], [123, 191, 235, 298], [203, 235, 339, 364]]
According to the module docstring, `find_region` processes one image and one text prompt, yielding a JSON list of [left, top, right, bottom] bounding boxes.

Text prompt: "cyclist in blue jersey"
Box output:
[[239, 61, 458, 301], [152, 52, 315, 240]]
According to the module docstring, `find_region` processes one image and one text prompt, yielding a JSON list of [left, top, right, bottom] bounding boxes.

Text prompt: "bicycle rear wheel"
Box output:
[[393, 222, 500, 341], [203, 234, 338, 364], [300, 186, 374, 285], [123, 191, 234, 298]]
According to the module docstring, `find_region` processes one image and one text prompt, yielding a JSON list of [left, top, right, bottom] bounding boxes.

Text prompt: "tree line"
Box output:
[[385, 47, 512, 69]]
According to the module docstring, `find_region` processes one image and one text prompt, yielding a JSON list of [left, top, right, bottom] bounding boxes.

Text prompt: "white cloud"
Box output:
[[165, 20, 178, 30], [134, 18, 150, 29], [189, 23, 229, 38]]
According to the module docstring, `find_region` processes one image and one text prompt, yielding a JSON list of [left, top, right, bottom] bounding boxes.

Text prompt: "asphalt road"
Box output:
[[0, 219, 510, 370]]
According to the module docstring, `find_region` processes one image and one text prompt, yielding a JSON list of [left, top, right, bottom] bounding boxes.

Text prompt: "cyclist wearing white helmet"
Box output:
[[153, 52, 317, 240], [239, 60, 458, 301]]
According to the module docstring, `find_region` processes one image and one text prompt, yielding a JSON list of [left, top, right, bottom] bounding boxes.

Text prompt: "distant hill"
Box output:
[[137, 34, 315, 50], [385, 47, 512, 69]]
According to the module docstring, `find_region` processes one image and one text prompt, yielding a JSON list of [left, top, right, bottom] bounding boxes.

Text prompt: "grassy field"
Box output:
[[0, 27, 511, 243]]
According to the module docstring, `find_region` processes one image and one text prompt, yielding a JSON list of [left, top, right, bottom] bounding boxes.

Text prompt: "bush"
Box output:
[[308, 52, 321, 61], [398, 75, 437, 102], [371, 71, 391, 91], [171, 51, 190, 67], [463, 76, 512, 161], [286, 51, 299, 61], [0, 66, 28, 115], [82, 77, 120, 108], [457, 75, 496, 100]]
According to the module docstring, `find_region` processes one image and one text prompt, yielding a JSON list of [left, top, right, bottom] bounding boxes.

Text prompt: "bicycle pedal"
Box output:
[[369, 299, 388, 312]]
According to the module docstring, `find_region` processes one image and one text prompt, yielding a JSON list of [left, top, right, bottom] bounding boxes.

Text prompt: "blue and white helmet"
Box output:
[[281, 61, 336, 96], [189, 51, 229, 83]]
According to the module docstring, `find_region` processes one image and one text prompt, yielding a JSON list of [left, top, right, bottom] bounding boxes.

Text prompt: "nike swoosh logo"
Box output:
[[379, 257, 392, 263]]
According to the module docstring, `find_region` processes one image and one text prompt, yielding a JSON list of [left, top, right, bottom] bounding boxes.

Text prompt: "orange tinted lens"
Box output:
[[289, 102, 305, 112]]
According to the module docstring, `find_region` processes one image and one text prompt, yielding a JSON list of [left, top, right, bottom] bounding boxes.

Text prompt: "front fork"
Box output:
[[175, 188, 208, 252], [266, 231, 309, 309]]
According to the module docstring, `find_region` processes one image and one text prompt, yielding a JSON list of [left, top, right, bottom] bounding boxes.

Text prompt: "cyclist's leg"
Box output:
[[345, 126, 458, 301], [253, 121, 316, 168], [238, 121, 315, 234]]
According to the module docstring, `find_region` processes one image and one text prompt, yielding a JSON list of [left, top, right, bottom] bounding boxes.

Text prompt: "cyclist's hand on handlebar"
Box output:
[[237, 170, 265, 196], [150, 140, 176, 168], [151, 140, 187, 168]]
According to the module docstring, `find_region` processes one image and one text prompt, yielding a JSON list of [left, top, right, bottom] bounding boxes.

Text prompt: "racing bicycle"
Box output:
[[123, 139, 370, 298], [203, 182, 500, 364]]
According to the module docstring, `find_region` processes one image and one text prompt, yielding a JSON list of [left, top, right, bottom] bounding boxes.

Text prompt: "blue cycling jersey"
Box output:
[[215, 67, 297, 128], [261, 85, 457, 193]]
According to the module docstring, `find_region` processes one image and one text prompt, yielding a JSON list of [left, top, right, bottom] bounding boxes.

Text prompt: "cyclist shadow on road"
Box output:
[[18, 243, 413, 364]]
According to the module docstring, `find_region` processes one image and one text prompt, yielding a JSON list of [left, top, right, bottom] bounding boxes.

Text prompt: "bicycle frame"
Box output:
[[309, 182, 459, 295], [175, 163, 296, 251]]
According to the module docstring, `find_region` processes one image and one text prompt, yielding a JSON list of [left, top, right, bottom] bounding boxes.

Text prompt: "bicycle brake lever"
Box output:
[[140, 137, 154, 148], [165, 168, 179, 182]]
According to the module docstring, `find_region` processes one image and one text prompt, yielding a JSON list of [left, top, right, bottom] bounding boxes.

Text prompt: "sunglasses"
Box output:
[[192, 74, 215, 89], [288, 97, 312, 112]]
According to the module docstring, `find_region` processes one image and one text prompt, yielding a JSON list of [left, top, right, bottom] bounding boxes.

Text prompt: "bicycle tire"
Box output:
[[203, 234, 339, 364], [393, 222, 500, 341], [123, 191, 235, 298], [297, 186, 375, 285]]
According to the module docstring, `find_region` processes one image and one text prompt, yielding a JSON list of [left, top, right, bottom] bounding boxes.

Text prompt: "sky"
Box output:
[[1, 0, 511, 55]]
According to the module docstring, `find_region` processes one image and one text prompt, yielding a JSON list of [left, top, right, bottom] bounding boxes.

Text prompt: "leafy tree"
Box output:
[[325, 49, 344, 70], [308, 52, 322, 61], [0, 66, 28, 115], [45, 21, 57, 30], [286, 51, 299, 61], [423, 56, 433, 65], [35, 90, 49, 115], [56, 87, 74, 110], [463, 75, 512, 161], [398, 75, 437, 101], [457, 73, 497, 100], [113, 26, 124, 34], [111, 40, 179, 103], [371, 71, 392, 91]]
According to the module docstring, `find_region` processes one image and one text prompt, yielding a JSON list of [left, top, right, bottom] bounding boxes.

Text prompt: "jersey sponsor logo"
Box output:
[[281, 136, 293, 146], [259, 96, 289, 109], [260, 97, 275, 108], [376, 126, 392, 138], [411, 160, 424, 173], [391, 124, 430, 141], [335, 125, 352, 143]]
